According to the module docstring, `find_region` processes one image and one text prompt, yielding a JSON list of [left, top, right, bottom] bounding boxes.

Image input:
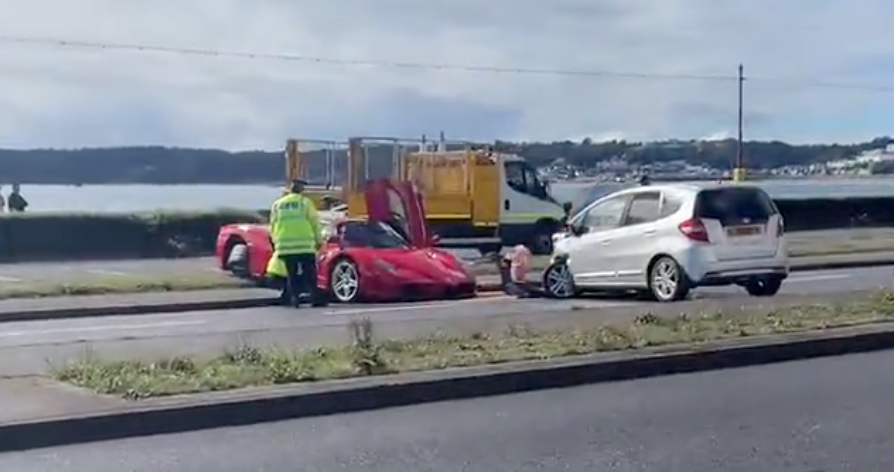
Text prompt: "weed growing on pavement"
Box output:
[[54, 290, 894, 399], [349, 317, 391, 375]]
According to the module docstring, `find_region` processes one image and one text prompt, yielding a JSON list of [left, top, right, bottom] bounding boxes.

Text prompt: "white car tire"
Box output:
[[543, 262, 576, 299], [648, 256, 690, 302], [744, 276, 783, 297]]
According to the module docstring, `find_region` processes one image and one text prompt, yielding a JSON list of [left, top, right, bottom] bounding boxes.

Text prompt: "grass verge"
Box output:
[[55, 290, 894, 399], [0, 271, 251, 300], [789, 244, 894, 258]]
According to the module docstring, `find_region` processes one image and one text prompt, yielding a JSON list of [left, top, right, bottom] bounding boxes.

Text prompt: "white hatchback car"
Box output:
[[544, 183, 789, 302]]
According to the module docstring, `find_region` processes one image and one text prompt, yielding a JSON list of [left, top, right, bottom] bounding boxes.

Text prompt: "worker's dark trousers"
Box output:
[[279, 253, 320, 307]]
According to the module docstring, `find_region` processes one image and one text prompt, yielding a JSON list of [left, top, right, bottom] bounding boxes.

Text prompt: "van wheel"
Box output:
[[477, 244, 503, 258], [648, 256, 690, 302], [330, 258, 361, 303], [744, 276, 783, 297], [543, 262, 576, 299], [529, 220, 559, 255], [529, 232, 553, 255]]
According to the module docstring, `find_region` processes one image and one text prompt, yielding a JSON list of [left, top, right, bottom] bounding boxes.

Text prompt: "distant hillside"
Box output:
[[0, 137, 890, 184]]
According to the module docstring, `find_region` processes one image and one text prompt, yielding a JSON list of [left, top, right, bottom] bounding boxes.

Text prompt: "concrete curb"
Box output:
[[1, 323, 893, 452], [0, 258, 892, 324]]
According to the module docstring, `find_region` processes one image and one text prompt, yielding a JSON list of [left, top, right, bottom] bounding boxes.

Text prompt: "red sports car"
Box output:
[[215, 179, 478, 303]]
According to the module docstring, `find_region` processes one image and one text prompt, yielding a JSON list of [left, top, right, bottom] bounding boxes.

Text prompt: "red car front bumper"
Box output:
[[360, 279, 477, 302]]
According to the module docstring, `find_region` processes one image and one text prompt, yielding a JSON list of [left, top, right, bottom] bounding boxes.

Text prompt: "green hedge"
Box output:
[[0, 209, 264, 262]]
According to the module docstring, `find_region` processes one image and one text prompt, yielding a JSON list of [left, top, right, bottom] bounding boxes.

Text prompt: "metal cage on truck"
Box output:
[[283, 135, 565, 255]]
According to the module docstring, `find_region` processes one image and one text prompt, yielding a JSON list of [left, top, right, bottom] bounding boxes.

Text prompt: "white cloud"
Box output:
[[590, 132, 630, 143], [702, 131, 734, 142], [0, 0, 891, 150]]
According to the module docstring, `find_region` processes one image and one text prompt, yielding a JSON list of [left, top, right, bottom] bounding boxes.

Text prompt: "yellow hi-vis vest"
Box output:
[[269, 193, 321, 255]]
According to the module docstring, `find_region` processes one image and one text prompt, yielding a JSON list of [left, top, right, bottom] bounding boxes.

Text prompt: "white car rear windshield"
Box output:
[[694, 187, 778, 225]]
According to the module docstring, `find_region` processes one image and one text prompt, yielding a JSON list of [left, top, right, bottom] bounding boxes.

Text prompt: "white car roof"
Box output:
[[611, 181, 766, 197]]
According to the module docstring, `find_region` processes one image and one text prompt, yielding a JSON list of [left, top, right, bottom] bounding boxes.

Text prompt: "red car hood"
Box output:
[[372, 248, 473, 283]]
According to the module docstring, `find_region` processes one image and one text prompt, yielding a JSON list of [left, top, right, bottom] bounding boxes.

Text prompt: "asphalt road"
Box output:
[[0, 264, 890, 376], [0, 257, 218, 283], [4, 348, 894, 471], [0, 227, 892, 283]]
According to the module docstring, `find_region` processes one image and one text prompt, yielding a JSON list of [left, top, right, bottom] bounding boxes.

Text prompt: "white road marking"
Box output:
[[322, 295, 516, 316], [564, 301, 641, 310], [785, 274, 852, 283], [87, 269, 130, 277], [0, 276, 21, 282], [0, 320, 206, 338], [323, 295, 633, 318]]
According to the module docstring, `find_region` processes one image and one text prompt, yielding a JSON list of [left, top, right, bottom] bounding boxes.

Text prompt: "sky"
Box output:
[[0, 0, 891, 150]]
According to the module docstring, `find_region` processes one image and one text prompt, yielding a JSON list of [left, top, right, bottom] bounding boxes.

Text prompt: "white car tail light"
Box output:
[[678, 218, 710, 242]]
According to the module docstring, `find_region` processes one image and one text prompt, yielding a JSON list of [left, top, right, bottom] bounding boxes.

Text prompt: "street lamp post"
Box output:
[[733, 63, 746, 182]]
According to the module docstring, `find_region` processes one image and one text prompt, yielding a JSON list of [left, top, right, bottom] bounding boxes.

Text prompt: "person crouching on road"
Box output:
[[499, 245, 534, 298], [269, 179, 327, 308]]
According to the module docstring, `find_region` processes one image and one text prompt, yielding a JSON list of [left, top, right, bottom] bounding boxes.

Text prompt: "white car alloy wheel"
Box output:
[[330, 259, 360, 303], [544, 263, 575, 299], [650, 257, 685, 302]]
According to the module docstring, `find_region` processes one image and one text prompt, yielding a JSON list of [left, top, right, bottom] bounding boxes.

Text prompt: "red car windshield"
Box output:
[[340, 221, 408, 249]]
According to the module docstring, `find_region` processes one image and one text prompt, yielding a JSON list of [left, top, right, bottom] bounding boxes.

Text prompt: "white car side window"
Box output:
[[624, 192, 662, 226], [582, 196, 628, 231], [660, 192, 684, 218]]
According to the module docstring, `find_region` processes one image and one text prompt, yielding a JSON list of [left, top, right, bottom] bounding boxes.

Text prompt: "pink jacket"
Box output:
[[506, 245, 532, 284]]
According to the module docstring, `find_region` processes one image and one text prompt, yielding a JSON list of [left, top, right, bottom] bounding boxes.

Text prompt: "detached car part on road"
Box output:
[[543, 183, 790, 302], [216, 179, 477, 303]]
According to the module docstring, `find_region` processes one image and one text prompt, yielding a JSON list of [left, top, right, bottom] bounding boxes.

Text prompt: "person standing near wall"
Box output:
[[7, 184, 27, 213]]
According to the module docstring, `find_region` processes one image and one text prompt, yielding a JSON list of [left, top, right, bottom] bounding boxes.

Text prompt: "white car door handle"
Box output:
[[599, 239, 612, 244], [644, 229, 657, 235]]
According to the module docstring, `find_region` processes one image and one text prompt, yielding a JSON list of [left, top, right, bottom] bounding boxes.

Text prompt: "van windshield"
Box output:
[[504, 161, 558, 203], [695, 187, 778, 226]]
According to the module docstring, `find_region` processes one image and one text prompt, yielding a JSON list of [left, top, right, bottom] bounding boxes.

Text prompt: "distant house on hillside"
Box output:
[[824, 144, 894, 175]]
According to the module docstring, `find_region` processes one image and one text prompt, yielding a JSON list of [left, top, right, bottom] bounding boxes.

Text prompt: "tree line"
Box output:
[[0, 136, 891, 185]]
